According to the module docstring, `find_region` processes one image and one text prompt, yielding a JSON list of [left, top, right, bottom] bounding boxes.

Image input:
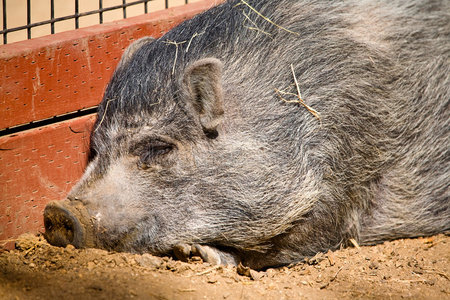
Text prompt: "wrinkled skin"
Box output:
[[44, 0, 450, 269]]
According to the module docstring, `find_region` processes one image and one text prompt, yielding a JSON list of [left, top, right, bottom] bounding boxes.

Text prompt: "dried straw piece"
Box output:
[[94, 98, 116, 132], [185, 31, 205, 53], [276, 64, 321, 121], [238, 0, 299, 36], [349, 238, 360, 249], [164, 40, 187, 75]]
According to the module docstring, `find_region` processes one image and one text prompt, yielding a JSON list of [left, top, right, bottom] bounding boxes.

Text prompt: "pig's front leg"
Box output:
[[173, 244, 239, 266]]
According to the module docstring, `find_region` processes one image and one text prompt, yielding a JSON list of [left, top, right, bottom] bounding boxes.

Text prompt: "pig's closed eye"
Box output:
[[134, 140, 174, 169]]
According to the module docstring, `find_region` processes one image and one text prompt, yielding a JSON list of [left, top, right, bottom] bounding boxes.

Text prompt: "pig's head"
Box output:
[[44, 35, 324, 268]]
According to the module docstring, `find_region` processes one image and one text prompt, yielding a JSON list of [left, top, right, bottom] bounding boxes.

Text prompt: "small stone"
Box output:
[[15, 233, 38, 251], [249, 270, 264, 281], [425, 279, 436, 286], [265, 268, 276, 277], [87, 261, 95, 271], [85, 248, 108, 256], [236, 263, 251, 277], [190, 256, 203, 262], [207, 275, 218, 284], [305, 252, 326, 265], [135, 253, 163, 268], [128, 258, 137, 266], [369, 261, 379, 269]]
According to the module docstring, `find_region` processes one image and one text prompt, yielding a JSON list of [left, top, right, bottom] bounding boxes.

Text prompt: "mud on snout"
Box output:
[[43, 200, 95, 249]]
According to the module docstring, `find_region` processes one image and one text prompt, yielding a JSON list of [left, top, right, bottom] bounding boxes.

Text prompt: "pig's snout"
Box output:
[[44, 200, 94, 249]]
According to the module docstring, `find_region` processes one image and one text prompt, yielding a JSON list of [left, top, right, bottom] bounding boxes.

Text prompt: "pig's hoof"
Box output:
[[173, 244, 239, 266], [173, 244, 192, 262], [192, 244, 239, 266]]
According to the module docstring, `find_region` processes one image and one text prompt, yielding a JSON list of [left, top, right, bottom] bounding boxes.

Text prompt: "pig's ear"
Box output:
[[183, 58, 224, 139], [117, 36, 155, 68]]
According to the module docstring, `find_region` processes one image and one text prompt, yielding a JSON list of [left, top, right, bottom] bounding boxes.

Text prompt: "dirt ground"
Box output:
[[0, 233, 449, 300]]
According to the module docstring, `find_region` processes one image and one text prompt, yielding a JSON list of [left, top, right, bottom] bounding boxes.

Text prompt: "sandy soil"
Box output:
[[0, 233, 449, 299]]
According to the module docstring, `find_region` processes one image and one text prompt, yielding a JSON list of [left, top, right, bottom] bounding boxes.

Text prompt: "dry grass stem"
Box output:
[[290, 64, 304, 100], [396, 279, 429, 284], [243, 11, 258, 27], [164, 40, 187, 75], [331, 267, 343, 282], [320, 266, 344, 289], [178, 289, 196, 292], [0, 238, 17, 245], [327, 254, 335, 266], [349, 238, 360, 249], [246, 26, 273, 36], [422, 269, 450, 280], [194, 265, 221, 276], [94, 98, 116, 132], [185, 32, 205, 53], [238, 0, 299, 36], [276, 65, 321, 121], [243, 11, 272, 37], [24, 245, 38, 256]]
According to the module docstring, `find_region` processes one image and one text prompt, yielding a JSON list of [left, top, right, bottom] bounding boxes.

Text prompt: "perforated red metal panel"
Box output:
[[0, 0, 221, 249], [0, 115, 95, 249]]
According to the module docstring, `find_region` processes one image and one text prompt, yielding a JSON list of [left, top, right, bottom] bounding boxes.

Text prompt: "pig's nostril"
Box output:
[[43, 201, 85, 248], [44, 213, 74, 243]]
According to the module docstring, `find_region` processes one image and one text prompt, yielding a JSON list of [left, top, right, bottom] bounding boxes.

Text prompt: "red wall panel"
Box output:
[[0, 0, 222, 130], [0, 115, 96, 249]]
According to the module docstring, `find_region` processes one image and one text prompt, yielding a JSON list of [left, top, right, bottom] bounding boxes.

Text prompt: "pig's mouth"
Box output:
[[43, 201, 240, 266]]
